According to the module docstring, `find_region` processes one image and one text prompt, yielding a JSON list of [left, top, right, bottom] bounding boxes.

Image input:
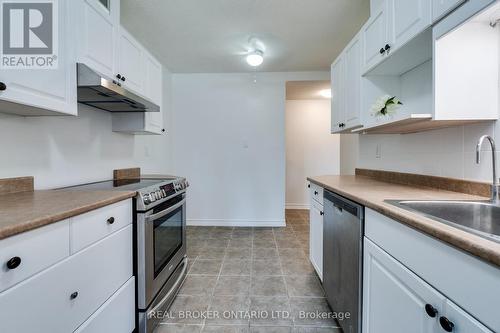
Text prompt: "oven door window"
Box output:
[[153, 205, 183, 278]]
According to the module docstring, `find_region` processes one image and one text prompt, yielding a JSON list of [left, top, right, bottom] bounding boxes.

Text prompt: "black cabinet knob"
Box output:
[[439, 317, 454, 332], [70, 291, 79, 300], [6, 256, 21, 270], [107, 217, 115, 224], [121, 76, 126, 82], [161, 129, 166, 133], [425, 304, 438, 318], [320, 211, 324, 216], [116, 74, 122, 80], [314, 191, 318, 195], [385, 44, 391, 51], [307, 184, 311, 188], [0, 82, 6, 91], [379, 48, 385, 54]]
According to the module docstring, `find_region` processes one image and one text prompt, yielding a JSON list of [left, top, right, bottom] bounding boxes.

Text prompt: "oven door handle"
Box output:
[[148, 259, 187, 314], [145, 198, 186, 223]]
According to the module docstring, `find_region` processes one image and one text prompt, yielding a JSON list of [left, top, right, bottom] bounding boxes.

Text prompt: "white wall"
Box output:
[[340, 134, 359, 175], [285, 100, 339, 209], [171, 72, 329, 226], [0, 70, 173, 189], [358, 121, 499, 182]]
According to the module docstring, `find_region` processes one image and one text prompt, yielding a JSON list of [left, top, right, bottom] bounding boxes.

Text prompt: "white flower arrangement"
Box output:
[[371, 95, 403, 118]]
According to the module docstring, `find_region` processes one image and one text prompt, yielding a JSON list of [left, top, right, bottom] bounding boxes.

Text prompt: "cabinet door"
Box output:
[[0, 225, 132, 333], [441, 301, 494, 333], [117, 28, 144, 95], [309, 201, 323, 280], [0, 0, 76, 116], [363, 238, 444, 333], [74, 277, 135, 333], [362, 1, 389, 72], [343, 34, 362, 130], [389, 0, 431, 51], [432, 0, 465, 22], [331, 56, 344, 133], [76, 0, 119, 79], [144, 53, 164, 134]]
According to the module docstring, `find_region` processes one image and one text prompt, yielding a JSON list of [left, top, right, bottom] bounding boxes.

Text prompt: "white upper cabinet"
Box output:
[[433, 0, 499, 121], [362, 2, 390, 72], [343, 35, 362, 130], [331, 56, 345, 133], [144, 54, 164, 134], [332, 31, 362, 133], [388, 0, 431, 52], [112, 51, 164, 135], [117, 28, 145, 95], [76, 0, 120, 79], [0, 0, 77, 116], [432, 0, 466, 22], [363, 0, 431, 74]]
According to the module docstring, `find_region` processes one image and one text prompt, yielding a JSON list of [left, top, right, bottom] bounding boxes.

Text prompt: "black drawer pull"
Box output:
[[439, 317, 454, 332], [70, 291, 79, 300], [379, 48, 385, 54], [6, 256, 21, 270], [0, 82, 6, 91], [320, 211, 324, 216], [425, 304, 438, 318], [314, 191, 318, 195], [107, 217, 115, 224]]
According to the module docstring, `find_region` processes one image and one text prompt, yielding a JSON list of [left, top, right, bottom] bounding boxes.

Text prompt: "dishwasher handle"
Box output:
[[324, 190, 363, 218]]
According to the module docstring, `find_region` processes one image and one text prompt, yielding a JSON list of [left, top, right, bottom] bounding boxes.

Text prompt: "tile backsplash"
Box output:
[[358, 122, 498, 182]]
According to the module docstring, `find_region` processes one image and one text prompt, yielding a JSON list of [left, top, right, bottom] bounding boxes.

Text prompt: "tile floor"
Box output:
[[154, 210, 341, 333]]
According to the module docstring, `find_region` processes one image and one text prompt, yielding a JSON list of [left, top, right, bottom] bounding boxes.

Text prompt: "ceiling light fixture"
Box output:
[[319, 89, 332, 99], [246, 49, 264, 67]]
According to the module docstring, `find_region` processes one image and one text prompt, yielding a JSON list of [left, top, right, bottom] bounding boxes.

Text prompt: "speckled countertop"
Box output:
[[0, 190, 135, 240], [308, 175, 500, 267]]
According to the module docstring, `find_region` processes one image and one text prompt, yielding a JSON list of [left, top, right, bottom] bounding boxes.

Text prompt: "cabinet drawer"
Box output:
[[365, 209, 500, 331], [0, 225, 133, 333], [310, 183, 324, 205], [0, 220, 69, 293], [74, 277, 135, 333], [70, 199, 132, 253]]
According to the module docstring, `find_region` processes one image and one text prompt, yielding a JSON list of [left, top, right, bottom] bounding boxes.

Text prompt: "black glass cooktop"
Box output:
[[61, 178, 175, 191]]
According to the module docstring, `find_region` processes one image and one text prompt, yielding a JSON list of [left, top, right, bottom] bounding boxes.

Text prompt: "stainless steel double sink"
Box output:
[[386, 200, 500, 243]]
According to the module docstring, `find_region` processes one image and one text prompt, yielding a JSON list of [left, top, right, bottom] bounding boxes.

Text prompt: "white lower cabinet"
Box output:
[[309, 182, 324, 280], [309, 199, 323, 281], [0, 200, 134, 333], [363, 238, 445, 333], [75, 277, 135, 333], [364, 208, 499, 333]]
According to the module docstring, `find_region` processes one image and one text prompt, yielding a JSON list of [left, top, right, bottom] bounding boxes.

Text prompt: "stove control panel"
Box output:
[[140, 178, 189, 208]]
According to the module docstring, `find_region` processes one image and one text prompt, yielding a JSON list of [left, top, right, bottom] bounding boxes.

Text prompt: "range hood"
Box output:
[[77, 63, 160, 113]]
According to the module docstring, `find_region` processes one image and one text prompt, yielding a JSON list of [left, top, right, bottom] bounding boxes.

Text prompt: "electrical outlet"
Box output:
[[376, 144, 382, 159]]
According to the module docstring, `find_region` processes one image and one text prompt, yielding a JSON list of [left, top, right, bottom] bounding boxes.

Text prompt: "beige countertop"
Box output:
[[308, 175, 500, 267], [0, 190, 136, 240]]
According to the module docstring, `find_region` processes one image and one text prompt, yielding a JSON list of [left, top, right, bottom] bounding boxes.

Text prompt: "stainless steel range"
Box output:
[[62, 176, 189, 333]]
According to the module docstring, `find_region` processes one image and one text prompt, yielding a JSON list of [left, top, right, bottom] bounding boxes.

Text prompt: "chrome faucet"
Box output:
[[476, 135, 499, 204]]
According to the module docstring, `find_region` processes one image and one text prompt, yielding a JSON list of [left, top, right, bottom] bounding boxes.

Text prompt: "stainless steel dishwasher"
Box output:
[[323, 190, 364, 333]]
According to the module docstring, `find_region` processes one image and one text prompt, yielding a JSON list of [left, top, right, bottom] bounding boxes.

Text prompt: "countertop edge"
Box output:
[[0, 191, 136, 241], [307, 176, 500, 268]]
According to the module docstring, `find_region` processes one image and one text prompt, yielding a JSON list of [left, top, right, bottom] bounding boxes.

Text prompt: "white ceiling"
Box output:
[[286, 81, 331, 100], [121, 0, 369, 73]]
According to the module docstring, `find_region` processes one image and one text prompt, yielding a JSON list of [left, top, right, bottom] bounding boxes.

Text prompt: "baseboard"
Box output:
[[285, 203, 310, 210], [187, 219, 286, 227]]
